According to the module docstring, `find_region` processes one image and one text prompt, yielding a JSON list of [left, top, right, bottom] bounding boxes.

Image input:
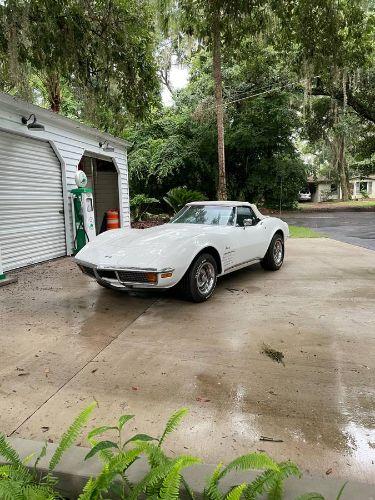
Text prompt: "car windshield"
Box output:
[[170, 205, 235, 226]]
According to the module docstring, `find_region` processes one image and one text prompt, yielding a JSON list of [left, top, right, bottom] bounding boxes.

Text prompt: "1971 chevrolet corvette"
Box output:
[[75, 201, 289, 302]]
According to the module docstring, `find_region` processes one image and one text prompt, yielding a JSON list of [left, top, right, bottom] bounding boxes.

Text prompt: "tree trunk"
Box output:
[[46, 72, 61, 113], [212, 7, 227, 200], [337, 135, 350, 200]]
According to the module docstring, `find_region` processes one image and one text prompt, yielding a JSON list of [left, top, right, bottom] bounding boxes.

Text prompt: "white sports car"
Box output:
[[75, 201, 289, 302]]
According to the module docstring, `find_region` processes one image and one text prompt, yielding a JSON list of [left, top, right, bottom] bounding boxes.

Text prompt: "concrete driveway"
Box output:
[[1, 238, 374, 485], [282, 211, 375, 250]]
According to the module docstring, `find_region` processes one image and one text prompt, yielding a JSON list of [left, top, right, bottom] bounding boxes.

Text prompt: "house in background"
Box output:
[[0, 92, 131, 274], [307, 175, 375, 203]]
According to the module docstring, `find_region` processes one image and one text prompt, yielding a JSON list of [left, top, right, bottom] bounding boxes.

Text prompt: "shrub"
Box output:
[[130, 194, 159, 221], [163, 187, 207, 214]]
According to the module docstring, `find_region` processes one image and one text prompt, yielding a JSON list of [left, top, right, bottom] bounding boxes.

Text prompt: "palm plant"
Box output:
[[163, 187, 207, 213]]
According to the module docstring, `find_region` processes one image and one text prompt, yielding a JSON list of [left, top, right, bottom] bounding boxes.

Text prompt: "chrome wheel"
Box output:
[[196, 261, 215, 295], [273, 239, 283, 265]]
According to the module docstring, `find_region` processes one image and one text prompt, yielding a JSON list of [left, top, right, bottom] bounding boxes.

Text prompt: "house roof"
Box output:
[[0, 92, 131, 148]]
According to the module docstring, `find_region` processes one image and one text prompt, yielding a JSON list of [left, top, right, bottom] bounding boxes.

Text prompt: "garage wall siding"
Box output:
[[0, 98, 130, 259]]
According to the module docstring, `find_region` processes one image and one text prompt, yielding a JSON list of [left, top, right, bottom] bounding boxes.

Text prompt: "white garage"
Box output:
[[0, 92, 130, 274]]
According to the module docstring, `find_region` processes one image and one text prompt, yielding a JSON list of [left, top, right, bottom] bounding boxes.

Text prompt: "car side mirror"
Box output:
[[243, 218, 253, 227]]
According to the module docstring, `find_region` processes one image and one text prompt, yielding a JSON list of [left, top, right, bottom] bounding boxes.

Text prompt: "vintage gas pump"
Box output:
[[70, 171, 96, 254]]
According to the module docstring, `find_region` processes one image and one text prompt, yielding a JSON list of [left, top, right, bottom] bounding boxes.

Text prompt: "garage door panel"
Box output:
[[0, 131, 66, 271]]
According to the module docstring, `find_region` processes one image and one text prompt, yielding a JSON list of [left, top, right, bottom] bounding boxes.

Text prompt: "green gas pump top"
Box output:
[[70, 187, 92, 195]]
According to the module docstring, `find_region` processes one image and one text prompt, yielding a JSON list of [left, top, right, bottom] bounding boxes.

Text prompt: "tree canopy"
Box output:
[[0, 0, 374, 206]]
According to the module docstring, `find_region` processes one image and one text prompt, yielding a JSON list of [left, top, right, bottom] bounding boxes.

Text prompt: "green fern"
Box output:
[[79, 446, 145, 499], [144, 442, 170, 469], [21, 484, 56, 499], [204, 463, 224, 500], [158, 408, 188, 447], [0, 434, 23, 466], [336, 482, 348, 500], [0, 479, 23, 500], [128, 461, 175, 500], [49, 402, 96, 472], [158, 456, 200, 500], [267, 478, 283, 500], [0, 464, 33, 484], [220, 452, 280, 479], [224, 483, 247, 500]]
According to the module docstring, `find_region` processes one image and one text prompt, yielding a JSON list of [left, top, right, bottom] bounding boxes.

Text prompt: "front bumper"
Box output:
[[75, 259, 176, 289]]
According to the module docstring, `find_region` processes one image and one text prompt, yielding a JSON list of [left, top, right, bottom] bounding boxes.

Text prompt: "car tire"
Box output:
[[180, 253, 218, 302], [261, 233, 284, 271]]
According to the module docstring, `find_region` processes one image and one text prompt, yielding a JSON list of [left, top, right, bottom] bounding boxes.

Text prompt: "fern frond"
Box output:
[[128, 461, 174, 500], [34, 442, 48, 472], [336, 482, 348, 500], [49, 402, 96, 471], [0, 463, 33, 483], [244, 469, 283, 500], [145, 455, 199, 499], [277, 461, 301, 480], [159, 468, 181, 499], [267, 478, 282, 500], [143, 442, 169, 468], [159, 455, 200, 499], [0, 433, 22, 466], [0, 479, 23, 500], [79, 446, 145, 499], [21, 484, 56, 499], [225, 483, 247, 500], [204, 463, 224, 500], [158, 408, 188, 447], [182, 475, 196, 500], [221, 452, 279, 480]]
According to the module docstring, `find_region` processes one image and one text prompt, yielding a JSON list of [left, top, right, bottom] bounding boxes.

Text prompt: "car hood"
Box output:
[[75, 223, 223, 269]]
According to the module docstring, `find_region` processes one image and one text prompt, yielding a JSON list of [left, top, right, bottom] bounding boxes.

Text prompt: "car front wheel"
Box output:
[[261, 233, 284, 271], [180, 253, 218, 302]]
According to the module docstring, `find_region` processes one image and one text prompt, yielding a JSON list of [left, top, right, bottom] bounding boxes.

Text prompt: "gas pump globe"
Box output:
[[70, 170, 96, 254]]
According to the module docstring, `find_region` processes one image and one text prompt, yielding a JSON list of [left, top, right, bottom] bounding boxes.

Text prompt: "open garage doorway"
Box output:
[[78, 155, 120, 233]]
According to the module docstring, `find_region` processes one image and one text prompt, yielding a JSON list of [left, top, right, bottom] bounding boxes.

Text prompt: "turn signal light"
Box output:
[[145, 272, 158, 283], [161, 272, 173, 279]]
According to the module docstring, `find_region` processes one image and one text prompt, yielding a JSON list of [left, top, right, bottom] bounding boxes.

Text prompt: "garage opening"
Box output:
[[78, 155, 120, 233]]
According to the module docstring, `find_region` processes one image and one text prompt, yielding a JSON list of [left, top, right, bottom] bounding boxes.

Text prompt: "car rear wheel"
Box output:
[[261, 233, 284, 271], [180, 253, 218, 302]]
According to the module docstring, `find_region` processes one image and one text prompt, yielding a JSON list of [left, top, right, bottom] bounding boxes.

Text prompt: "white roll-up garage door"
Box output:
[[0, 131, 66, 271]]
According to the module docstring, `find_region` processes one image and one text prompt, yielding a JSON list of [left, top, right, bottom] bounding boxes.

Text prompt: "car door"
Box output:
[[232, 206, 268, 266]]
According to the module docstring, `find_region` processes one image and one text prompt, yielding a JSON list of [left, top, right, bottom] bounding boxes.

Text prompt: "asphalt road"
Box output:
[[282, 211, 375, 251]]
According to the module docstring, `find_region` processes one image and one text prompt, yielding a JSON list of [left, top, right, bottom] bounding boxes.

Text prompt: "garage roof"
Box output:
[[0, 92, 131, 148]]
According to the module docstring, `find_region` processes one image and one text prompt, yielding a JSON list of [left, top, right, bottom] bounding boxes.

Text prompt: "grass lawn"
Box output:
[[289, 225, 325, 238]]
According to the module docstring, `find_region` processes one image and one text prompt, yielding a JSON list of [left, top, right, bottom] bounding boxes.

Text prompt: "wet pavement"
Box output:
[[1, 239, 375, 485], [282, 211, 375, 251]]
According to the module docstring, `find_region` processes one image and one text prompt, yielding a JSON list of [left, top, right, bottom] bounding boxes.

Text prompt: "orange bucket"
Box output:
[[106, 209, 120, 230]]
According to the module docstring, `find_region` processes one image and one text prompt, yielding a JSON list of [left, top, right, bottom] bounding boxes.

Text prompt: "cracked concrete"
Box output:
[[1, 238, 374, 485]]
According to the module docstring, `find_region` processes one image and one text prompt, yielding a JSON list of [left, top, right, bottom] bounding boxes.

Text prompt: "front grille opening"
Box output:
[[97, 269, 117, 280], [117, 271, 153, 283], [80, 266, 96, 278]]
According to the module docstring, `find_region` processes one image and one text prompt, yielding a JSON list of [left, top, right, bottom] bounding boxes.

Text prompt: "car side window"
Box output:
[[236, 206, 258, 227]]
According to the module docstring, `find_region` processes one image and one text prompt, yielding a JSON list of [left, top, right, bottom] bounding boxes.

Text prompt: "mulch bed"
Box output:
[[131, 219, 165, 229]]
